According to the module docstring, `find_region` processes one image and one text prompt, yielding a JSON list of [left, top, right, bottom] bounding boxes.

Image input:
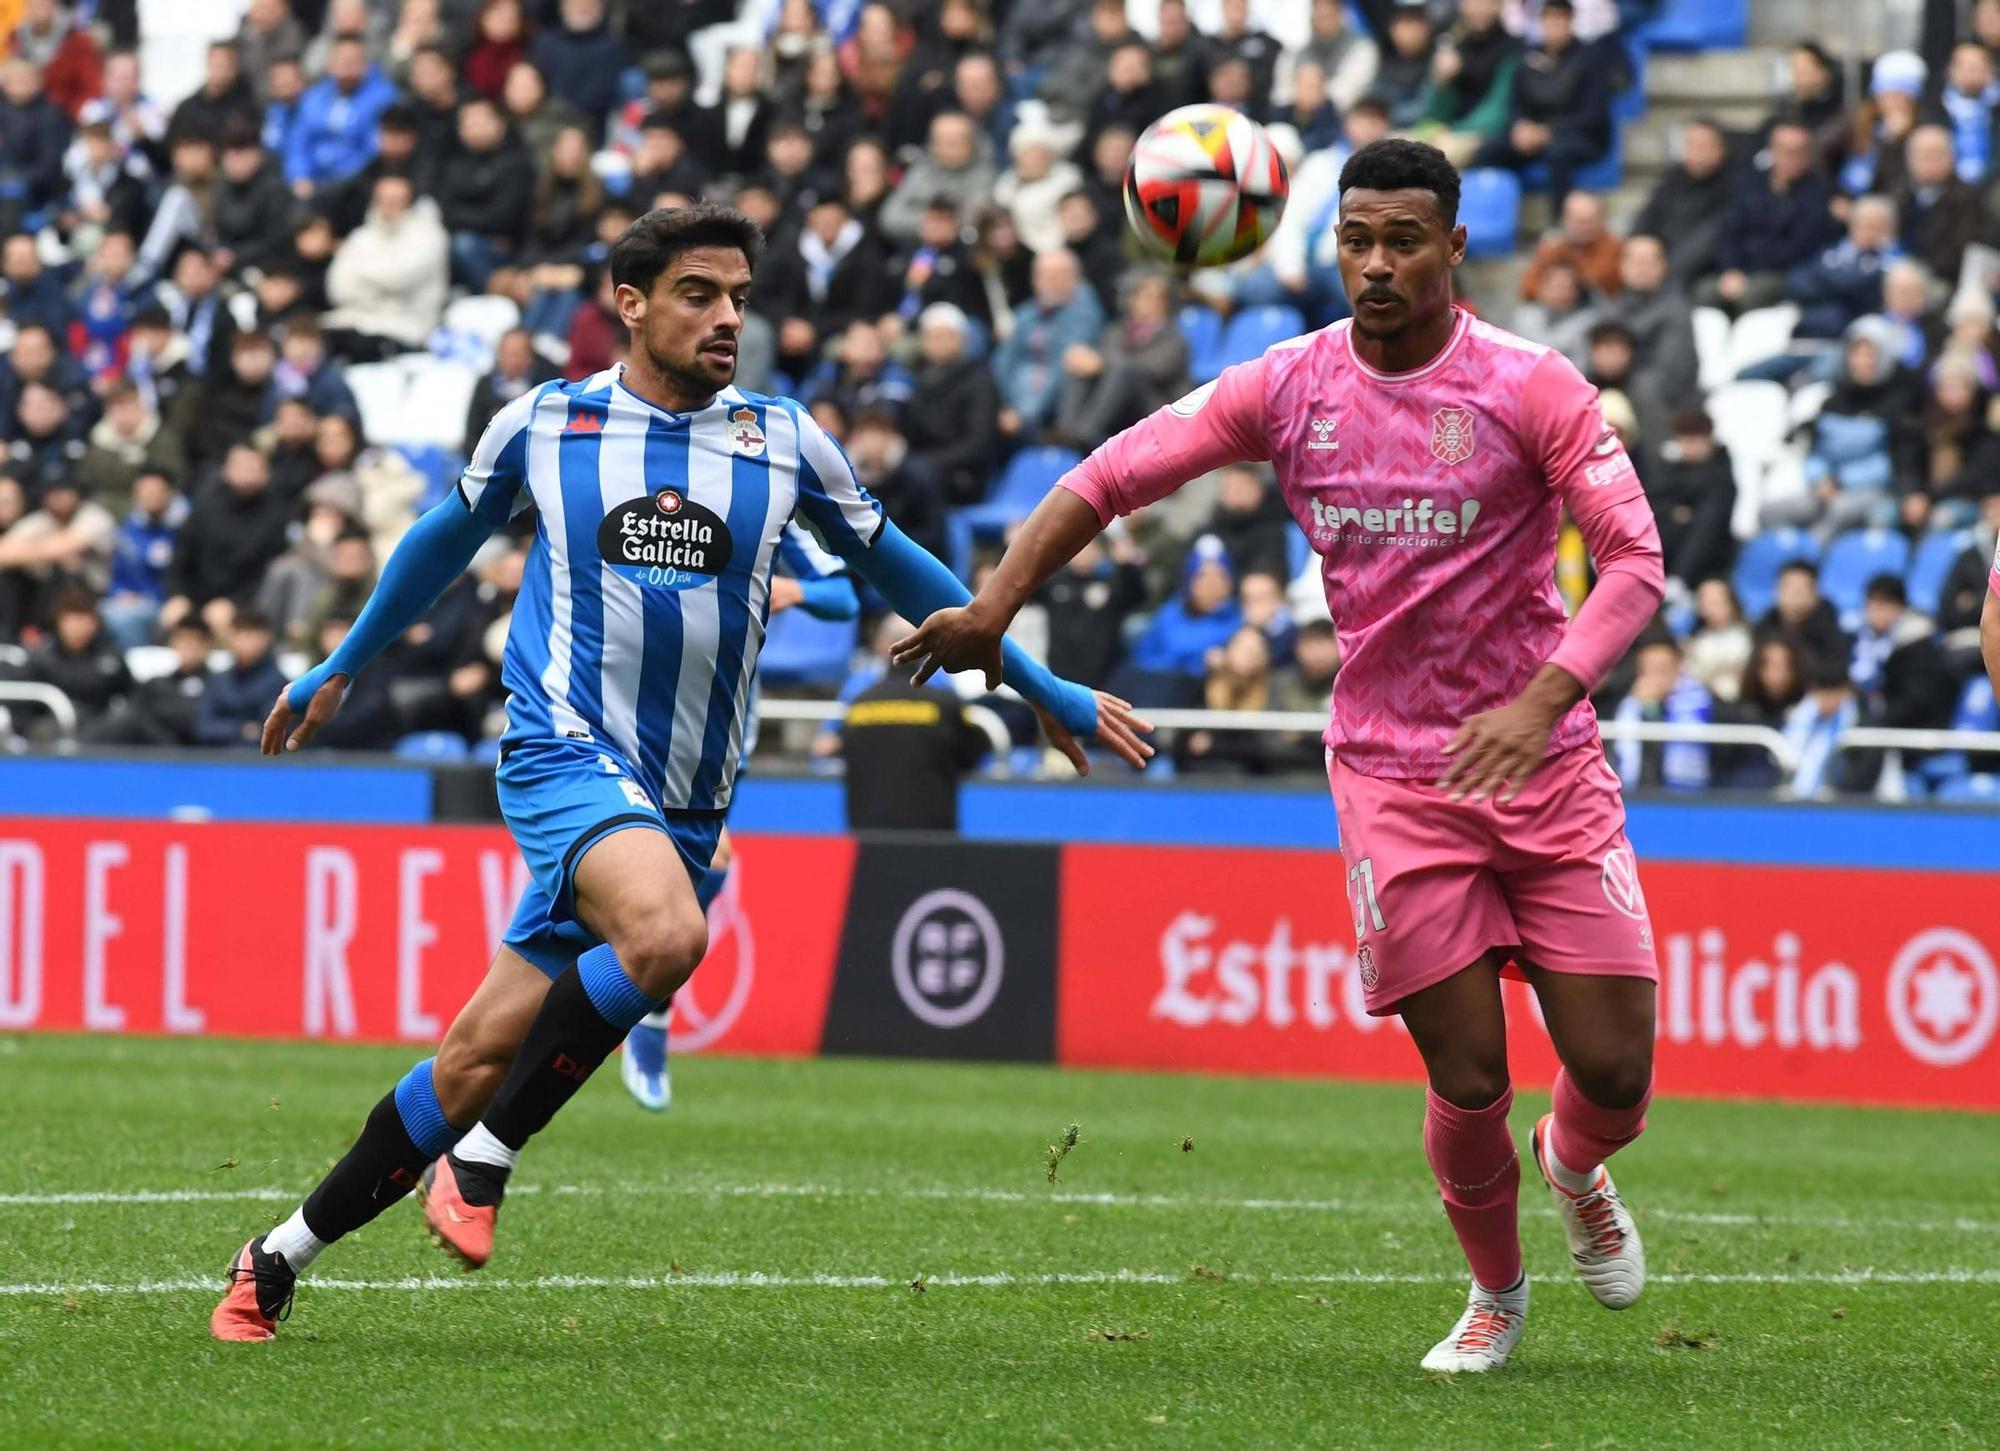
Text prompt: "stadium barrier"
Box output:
[[0, 814, 1993, 1111]]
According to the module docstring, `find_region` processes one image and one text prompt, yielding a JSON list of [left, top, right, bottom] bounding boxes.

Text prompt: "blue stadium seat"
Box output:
[[1914, 676, 2000, 792], [1523, 125, 1623, 194], [947, 446, 1083, 577], [1201, 304, 1307, 380], [1731, 527, 1820, 621], [1286, 525, 1313, 581], [471, 736, 502, 766], [1459, 168, 1522, 260], [1907, 528, 1974, 618], [757, 608, 860, 687], [1178, 303, 1223, 378], [1638, 0, 1748, 51], [394, 731, 470, 762], [1611, 40, 1649, 125], [1821, 527, 1913, 628], [394, 445, 468, 512], [1934, 774, 2000, 803]]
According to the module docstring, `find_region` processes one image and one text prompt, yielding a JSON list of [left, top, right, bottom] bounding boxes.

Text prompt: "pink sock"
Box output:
[[1423, 1086, 1521, 1292], [1549, 1068, 1652, 1177]]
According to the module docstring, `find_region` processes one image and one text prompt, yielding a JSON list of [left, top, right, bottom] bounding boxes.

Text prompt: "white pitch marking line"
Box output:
[[1, 1181, 1993, 1237], [1, 1268, 1997, 1298]]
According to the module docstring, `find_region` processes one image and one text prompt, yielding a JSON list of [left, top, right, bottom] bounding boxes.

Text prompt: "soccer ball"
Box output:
[[1122, 105, 1290, 268]]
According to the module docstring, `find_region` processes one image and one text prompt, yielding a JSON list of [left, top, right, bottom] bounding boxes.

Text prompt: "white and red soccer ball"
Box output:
[[1123, 105, 1290, 268]]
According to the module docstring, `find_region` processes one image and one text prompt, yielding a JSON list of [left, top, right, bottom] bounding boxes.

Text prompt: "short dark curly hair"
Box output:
[[610, 203, 766, 296], [1337, 139, 1461, 229]]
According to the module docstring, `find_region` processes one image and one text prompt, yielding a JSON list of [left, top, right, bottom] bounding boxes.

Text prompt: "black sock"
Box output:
[[300, 1091, 433, 1243], [478, 963, 630, 1151]]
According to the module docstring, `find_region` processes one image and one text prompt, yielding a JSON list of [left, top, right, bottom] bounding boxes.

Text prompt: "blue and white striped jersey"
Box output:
[[460, 365, 883, 812]]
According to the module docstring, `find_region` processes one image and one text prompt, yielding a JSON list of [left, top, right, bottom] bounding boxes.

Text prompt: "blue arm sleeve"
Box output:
[[794, 575, 859, 620], [834, 517, 1097, 736], [284, 496, 496, 711]]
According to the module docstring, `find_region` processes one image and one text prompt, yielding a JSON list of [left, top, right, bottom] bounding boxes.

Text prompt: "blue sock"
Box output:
[[392, 1057, 463, 1159], [576, 944, 659, 1031]]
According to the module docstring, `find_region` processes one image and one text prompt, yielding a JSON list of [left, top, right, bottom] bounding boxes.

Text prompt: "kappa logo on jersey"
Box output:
[[1308, 416, 1339, 451], [561, 410, 603, 437], [596, 488, 736, 591], [728, 406, 766, 457], [1430, 406, 1475, 465]]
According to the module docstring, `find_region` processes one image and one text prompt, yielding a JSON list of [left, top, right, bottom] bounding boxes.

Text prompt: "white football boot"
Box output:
[[1532, 1112, 1645, 1309], [1420, 1276, 1528, 1373]]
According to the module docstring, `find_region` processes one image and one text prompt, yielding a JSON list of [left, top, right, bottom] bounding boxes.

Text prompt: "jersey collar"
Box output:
[[1342, 306, 1470, 385]]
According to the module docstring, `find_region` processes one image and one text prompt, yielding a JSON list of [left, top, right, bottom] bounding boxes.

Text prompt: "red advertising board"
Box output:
[[0, 819, 851, 1056], [1058, 844, 2000, 1110]]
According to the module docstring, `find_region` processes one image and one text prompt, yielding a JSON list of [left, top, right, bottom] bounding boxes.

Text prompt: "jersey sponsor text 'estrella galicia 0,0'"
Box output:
[[458, 365, 882, 812]]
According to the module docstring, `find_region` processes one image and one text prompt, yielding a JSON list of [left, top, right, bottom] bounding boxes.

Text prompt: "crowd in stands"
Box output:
[[0, 0, 1996, 798]]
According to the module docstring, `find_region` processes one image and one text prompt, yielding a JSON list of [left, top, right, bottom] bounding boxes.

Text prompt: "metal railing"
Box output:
[[0, 682, 78, 743], [755, 696, 1016, 765]]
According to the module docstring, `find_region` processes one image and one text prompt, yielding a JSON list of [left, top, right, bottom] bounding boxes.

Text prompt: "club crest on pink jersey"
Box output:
[[1355, 944, 1378, 991], [1430, 406, 1475, 465]]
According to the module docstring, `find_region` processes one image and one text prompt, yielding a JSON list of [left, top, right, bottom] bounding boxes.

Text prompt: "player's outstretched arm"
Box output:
[[261, 495, 498, 754], [892, 359, 1270, 690], [833, 515, 1153, 773]]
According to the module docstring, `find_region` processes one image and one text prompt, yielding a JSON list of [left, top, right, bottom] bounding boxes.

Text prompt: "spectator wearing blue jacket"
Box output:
[[1111, 535, 1244, 708], [993, 248, 1105, 441], [1786, 195, 1905, 340], [283, 36, 398, 194], [527, 0, 634, 143], [102, 467, 187, 649]]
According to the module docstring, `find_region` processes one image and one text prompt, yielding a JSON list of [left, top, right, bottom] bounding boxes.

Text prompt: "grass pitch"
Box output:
[[2, 1034, 1996, 1449]]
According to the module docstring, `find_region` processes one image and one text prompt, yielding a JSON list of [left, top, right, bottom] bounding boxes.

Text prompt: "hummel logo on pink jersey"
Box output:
[[1308, 417, 1339, 451]]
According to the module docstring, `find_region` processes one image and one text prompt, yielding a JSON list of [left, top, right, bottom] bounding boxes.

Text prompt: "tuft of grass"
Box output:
[[1043, 1122, 1082, 1184]]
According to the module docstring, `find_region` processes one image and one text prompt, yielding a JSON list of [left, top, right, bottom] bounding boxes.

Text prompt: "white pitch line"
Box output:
[[2, 1180, 1993, 1237], [1, 1268, 1997, 1299]]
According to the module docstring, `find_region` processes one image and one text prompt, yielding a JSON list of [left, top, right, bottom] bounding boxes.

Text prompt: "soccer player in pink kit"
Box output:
[[895, 141, 1666, 1373]]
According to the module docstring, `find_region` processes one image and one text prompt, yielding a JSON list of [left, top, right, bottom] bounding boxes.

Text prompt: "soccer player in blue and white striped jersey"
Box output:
[[211, 205, 1152, 1341]]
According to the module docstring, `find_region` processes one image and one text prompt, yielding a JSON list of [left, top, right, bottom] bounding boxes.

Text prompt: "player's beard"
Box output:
[[647, 335, 733, 402]]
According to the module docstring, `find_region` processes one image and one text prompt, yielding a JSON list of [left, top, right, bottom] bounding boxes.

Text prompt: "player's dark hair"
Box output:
[[610, 204, 765, 296], [1338, 138, 1461, 228]]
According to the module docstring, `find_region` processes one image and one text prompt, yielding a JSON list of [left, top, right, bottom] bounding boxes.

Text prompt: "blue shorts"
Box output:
[[496, 737, 725, 980]]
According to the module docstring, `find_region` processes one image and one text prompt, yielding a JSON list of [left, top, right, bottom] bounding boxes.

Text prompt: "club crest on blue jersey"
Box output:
[[596, 487, 735, 590], [728, 406, 766, 456]]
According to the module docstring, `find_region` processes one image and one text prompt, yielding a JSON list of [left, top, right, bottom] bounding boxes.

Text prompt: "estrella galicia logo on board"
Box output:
[[597, 488, 734, 590]]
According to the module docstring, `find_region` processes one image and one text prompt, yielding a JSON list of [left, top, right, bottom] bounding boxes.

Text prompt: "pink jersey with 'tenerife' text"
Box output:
[[1060, 307, 1663, 778]]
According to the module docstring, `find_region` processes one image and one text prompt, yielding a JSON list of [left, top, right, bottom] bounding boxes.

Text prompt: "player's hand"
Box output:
[[1031, 692, 1154, 776], [769, 575, 805, 614], [890, 605, 1006, 690], [1437, 697, 1557, 804], [261, 673, 349, 755]]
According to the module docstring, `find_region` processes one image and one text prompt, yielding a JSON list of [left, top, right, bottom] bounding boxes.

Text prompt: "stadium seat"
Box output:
[[393, 731, 471, 762], [1914, 676, 2000, 791], [1732, 526, 1820, 621], [1523, 126, 1623, 194], [1286, 525, 1313, 582], [947, 446, 1083, 577], [394, 444, 468, 511], [1706, 380, 1791, 467], [1458, 168, 1522, 260], [1178, 303, 1223, 378], [442, 295, 522, 350], [471, 736, 503, 766], [1933, 774, 2000, 803], [1210, 304, 1306, 375], [757, 607, 859, 687], [1639, 0, 1749, 51], [1906, 528, 1974, 618], [1722, 305, 1801, 380], [1787, 378, 1834, 433], [345, 360, 414, 446], [1692, 306, 1731, 392], [1610, 39, 1648, 126], [1820, 527, 1913, 629], [123, 645, 180, 684], [401, 359, 483, 450]]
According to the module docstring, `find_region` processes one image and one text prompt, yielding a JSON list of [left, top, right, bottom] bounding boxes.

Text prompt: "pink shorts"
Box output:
[[1328, 743, 1659, 1016]]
